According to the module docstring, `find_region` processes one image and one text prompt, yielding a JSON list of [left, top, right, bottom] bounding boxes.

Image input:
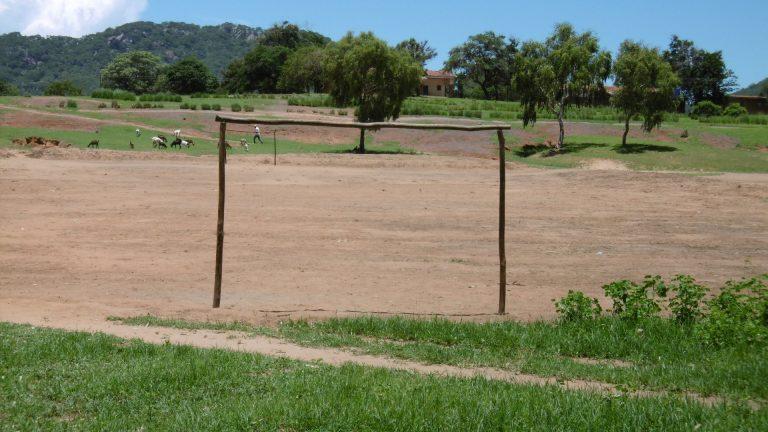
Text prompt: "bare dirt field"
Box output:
[[1, 149, 767, 328]]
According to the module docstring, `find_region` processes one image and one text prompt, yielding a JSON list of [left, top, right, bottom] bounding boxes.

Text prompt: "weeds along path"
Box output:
[[0, 104, 217, 141], [0, 300, 755, 410]]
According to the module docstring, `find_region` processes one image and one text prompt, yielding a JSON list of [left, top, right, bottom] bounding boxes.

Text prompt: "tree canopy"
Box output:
[[612, 41, 679, 146], [514, 23, 611, 150], [444, 32, 517, 100], [396, 38, 437, 67], [0, 79, 19, 96], [100, 51, 163, 94], [663, 36, 736, 106], [161, 57, 218, 94], [324, 32, 422, 151], [278, 46, 327, 93], [222, 45, 292, 93]]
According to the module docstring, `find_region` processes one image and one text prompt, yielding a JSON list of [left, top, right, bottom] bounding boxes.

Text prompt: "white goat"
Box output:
[[240, 138, 249, 152], [173, 129, 181, 138]]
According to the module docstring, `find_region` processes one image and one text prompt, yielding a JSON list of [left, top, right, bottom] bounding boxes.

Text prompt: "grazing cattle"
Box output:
[[240, 138, 249, 152], [152, 136, 167, 148], [87, 140, 99, 148]]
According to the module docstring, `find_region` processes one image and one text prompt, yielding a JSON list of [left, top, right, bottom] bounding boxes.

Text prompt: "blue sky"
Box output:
[[1, 0, 766, 88]]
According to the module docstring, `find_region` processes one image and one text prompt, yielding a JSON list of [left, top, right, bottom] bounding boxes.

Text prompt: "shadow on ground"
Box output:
[[514, 142, 677, 158]]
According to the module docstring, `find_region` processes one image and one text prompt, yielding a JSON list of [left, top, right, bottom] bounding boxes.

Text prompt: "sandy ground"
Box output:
[[1, 148, 767, 329]]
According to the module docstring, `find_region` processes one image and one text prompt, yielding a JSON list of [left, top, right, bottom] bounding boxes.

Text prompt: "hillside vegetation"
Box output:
[[0, 21, 262, 94], [734, 77, 768, 96]]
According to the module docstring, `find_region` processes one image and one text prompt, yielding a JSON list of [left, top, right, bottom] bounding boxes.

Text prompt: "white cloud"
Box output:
[[0, 0, 148, 37]]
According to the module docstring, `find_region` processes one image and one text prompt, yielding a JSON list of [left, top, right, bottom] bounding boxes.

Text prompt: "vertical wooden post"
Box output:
[[358, 128, 365, 153], [213, 121, 227, 308], [497, 129, 507, 315], [273, 130, 277, 166]]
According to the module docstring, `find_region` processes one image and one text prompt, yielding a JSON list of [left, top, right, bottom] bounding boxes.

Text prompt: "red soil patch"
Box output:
[[0, 109, 101, 131]]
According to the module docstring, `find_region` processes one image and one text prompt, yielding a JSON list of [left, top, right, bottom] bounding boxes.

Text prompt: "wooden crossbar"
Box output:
[[214, 116, 510, 132]]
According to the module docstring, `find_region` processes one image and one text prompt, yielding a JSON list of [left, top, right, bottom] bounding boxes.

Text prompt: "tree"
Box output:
[[161, 57, 218, 94], [44, 80, 83, 96], [100, 51, 163, 94], [277, 46, 327, 93], [514, 23, 611, 150], [445, 32, 517, 100], [612, 41, 679, 147], [221, 45, 291, 93], [663, 36, 736, 106], [396, 38, 437, 67], [324, 32, 422, 153], [0, 79, 20, 96], [258, 22, 329, 49]]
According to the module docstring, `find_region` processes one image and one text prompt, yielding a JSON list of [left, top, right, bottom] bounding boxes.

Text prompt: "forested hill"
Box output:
[[734, 77, 768, 96], [0, 21, 263, 94]]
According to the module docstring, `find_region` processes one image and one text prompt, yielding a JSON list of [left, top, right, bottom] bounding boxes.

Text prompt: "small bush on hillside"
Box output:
[[691, 101, 723, 118], [44, 80, 82, 96], [201, 103, 211, 110], [180, 102, 190, 109], [91, 89, 136, 101], [189, 104, 197, 110], [695, 275, 768, 347], [603, 275, 666, 320], [244, 105, 254, 112], [212, 104, 222, 111], [554, 291, 602, 321], [722, 103, 748, 117], [667, 275, 707, 323], [231, 103, 242, 112], [111, 100, 120, 109], [66, 99, 78, 109], [97, 102, 107, 109]]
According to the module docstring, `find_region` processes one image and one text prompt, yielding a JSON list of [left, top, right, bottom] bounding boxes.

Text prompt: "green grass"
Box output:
[[113, 315, 768, 401], [2, 322, 764, 430], [503, 130, 768, 172]]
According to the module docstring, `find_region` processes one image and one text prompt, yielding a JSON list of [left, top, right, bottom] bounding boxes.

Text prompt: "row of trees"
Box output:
[[447, 30, 736, 109]]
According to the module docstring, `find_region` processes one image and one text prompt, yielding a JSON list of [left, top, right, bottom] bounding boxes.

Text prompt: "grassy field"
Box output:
[[2, 322, 765, 430], [113, 315, 768, 401]]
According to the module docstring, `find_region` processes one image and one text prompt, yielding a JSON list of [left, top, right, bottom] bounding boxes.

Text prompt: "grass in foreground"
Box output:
[[1, 322, 764, 430], [114, 315, 768, 401]]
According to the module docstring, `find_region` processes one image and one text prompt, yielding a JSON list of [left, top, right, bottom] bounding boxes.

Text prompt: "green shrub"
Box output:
[[554, 290, 602, 321], [180, 102, 190, 109], [244, 105, 254, 112], [143, 102, 152, 109], [131, 102, 143, 109], [139, 93, 182, 102], [603, 275, 665, 320], [667, 275, 707, 323], [695, 275, 768, 347], [691, 101, 723, 118], [97, 102, 107, 109], [212, 104, 222, 111], [722, 103, 748, 117], [91, 89, 136, 101], [201, 104, 211, 110], [338, 110, 347, 116], [189, 104, 197, 110], [110, 100, 120, 109], [231, 103, 242, 112], [44, 80, 82, 96], [66, 99, 78, 109]]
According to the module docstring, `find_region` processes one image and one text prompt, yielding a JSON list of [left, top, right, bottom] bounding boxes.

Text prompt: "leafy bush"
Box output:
[[138, 93, 182, 102], [231, 103, 242, 112], [212, 104, 222, 111], [554, 290, 602, 321], [0, 79, 19, 96], [97, 102, 107, 109], [66, 99, 78, 109], [201, 103, 211, 110], [722, 103, 748, 117], [667, 275, 707, 323], [44, 80, 82, 96], [189, 104, 198, 110], [695, 275, 768, 347], [690, 101, 723, 118], [180, 102, 190, 109], [603, 276, 666, 320], [110, 100, 120, 109], [91, 89, 137, 101], [338, 110, 348, 116], [244, 105, 255, 112]]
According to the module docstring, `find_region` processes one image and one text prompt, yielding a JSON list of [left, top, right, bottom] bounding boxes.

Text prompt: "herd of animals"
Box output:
[[86, 129, 194, 150]]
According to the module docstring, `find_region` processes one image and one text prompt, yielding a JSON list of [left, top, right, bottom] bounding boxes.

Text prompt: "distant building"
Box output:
[[420, 70, 455, 97], [725, 95, 768, 114]]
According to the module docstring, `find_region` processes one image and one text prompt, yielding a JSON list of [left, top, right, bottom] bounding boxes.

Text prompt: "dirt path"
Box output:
[[1, 299, 751, 409]]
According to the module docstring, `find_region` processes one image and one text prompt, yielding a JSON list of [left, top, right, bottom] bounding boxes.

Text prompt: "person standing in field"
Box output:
[[253, 125, 264, 144]]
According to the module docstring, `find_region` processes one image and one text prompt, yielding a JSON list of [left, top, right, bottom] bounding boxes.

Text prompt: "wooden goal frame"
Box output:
[[213, 116, 511, 314]]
